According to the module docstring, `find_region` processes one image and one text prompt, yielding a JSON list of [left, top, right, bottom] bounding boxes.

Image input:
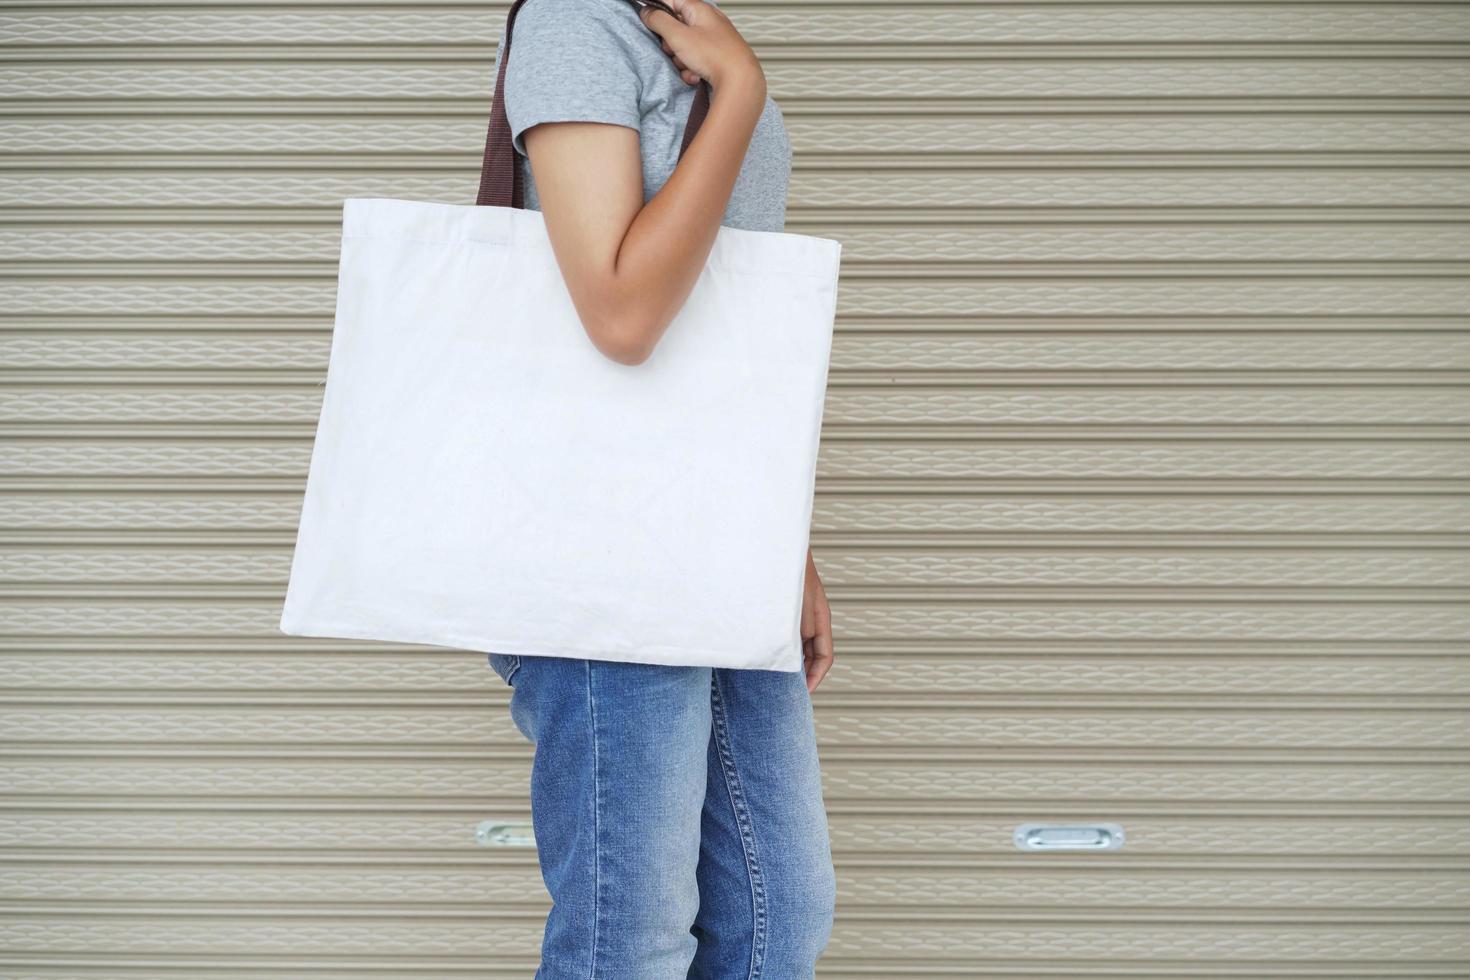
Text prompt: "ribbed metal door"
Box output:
[[3, 1, 1467, 975]]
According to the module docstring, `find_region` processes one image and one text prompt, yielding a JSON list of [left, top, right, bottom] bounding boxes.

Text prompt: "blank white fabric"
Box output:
[[280, 197, 842, 672]]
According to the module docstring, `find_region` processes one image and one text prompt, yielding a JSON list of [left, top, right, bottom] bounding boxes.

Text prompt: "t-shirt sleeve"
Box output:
[[500, 0, 645, 158]]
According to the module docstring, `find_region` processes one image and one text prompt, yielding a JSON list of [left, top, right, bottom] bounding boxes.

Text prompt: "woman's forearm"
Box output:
[[521, 0, 769, 365], [605, 70, 767, 361]]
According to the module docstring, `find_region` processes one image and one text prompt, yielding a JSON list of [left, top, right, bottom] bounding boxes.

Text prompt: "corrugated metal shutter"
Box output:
[[4, 1, 1467, 975]]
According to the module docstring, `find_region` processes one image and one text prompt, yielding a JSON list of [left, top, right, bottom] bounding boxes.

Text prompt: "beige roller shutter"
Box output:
[[4, 1, 1468, 975]]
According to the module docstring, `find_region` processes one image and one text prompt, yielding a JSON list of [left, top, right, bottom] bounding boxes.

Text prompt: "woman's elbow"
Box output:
[[583, 312, 659, 367]]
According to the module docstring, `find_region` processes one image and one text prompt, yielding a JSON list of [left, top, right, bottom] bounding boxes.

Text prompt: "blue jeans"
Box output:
[[487, 652, 837, 979]]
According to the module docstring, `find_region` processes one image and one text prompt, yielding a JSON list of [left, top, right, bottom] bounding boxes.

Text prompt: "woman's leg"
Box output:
[[492, 653, 713, 979], [687, 666, 838, 979]]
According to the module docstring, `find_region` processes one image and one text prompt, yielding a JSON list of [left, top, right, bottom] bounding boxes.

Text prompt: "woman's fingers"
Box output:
[[658, 39, 694, 79], [637, 4, 688, 42], [800, 550, 835, 693], [805, 637, 833, 692], [663, 0, 705, 19], [641, 6, 697, 83], [806, 601, 835, 692], [637, 0, 756, 89]]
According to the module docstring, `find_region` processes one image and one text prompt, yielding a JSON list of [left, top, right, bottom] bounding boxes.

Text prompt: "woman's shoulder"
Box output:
[[514, 0, 647, 43], [507, 0, 663, 84], [501, 0, 658, 153]]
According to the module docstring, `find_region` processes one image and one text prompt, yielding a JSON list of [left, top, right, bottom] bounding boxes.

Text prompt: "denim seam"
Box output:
[[586, 659, 602, 980], [709, 670, 768, 979], [505, 653, 522, 685]]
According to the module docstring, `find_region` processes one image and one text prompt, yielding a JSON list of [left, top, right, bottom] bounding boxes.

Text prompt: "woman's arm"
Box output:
[[521, 0, 766, 365]]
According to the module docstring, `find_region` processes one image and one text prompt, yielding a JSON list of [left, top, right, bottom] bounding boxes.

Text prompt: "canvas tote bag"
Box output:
[[279, 0, 842, 672]]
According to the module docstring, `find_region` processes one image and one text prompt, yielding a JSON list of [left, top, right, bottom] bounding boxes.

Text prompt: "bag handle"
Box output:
[[476, 0, 713, 208]]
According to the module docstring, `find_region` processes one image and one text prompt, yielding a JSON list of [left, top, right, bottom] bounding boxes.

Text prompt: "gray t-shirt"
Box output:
[[489, 0, 792, 233]]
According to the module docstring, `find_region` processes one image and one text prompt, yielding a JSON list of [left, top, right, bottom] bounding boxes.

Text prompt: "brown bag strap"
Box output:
[[476, 0, 713, 208]]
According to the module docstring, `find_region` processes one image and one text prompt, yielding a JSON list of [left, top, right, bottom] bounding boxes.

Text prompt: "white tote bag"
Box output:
[[279, 0, 841, 672]]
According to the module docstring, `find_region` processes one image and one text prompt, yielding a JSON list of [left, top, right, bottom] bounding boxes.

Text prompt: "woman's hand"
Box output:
[[638, 0, 764, 92], [800, 546, 835, 693]]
